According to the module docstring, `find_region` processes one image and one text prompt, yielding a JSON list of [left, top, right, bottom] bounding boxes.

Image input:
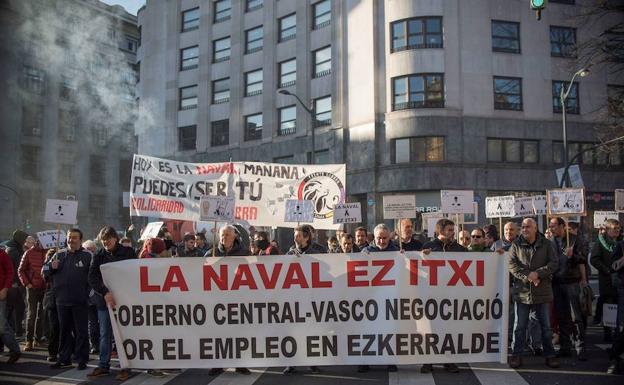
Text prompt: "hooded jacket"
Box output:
[[206, 238, 250, 257], [88, 243, 136, 309], [18, 245, 47, 289], [5, 230, 28, 285], [508, 233, 558, 304]]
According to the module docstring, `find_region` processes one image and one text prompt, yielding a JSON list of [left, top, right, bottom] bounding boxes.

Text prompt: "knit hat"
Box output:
[[12, 229, 28, 245]]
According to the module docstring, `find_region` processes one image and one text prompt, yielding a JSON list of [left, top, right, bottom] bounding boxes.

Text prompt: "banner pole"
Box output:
[[565, 216, 570, 248], [455, 213, 459, 241], [212, 221, 217, 257], [56, 224, 61, 251], [499, 217, 503, 240], [399, 218, 404, 252]]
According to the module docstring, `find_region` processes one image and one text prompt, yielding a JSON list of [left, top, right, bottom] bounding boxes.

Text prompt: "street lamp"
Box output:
[[278, 89, 317, 164], [560, 67, 589, 187]]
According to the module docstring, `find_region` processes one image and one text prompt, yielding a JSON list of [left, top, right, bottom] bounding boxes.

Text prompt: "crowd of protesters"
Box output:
[[1, 215, 623, 377]]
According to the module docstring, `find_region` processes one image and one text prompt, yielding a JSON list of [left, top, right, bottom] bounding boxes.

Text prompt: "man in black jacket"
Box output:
[[399, 219, 423, 251], [45, 228, 91, 370], [87, 226, 136, 380], [4, 229, 28, 339], [422, 219, 467, 253]]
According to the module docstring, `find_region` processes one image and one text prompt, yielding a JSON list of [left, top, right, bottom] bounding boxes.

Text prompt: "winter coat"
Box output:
[[422, 238, 467, 252], [590, 234, 620, 300], [4, 239, 24, 286], [468, 244, 490, 252], [613, 241, 624, 284], [508, 233, 558, 304], [18, 246, 47, 289], [0, 249, 14, 291], [361, 242, 400, 253], [401, 238, 423, 251], [88, 243, 136, 310], [551, 234, 585, 284], [286, 242, 327, 255], [175, 245, 204, 258], [45, 248, 92, 306], [259, 245, 280, 256], [206, 238, 250, 257]]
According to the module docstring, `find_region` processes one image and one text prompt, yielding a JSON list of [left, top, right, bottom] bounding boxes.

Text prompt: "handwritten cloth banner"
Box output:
[[102, 252, 509, 369], [130, 154, 346, 229]]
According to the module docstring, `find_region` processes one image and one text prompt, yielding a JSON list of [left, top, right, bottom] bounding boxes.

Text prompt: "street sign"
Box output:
[[333, 203, 362, 224], [514, 196, 534, 217], [140, 221, 164, 241], [285, 199, 315, 223], [36, 230, 67, 249], [616, 189, 624, 213], [383, 195, 416, 219], [440, 190, 474, 214], [546, 188, 586, 216], [44, 199, 78, 225], [594, 211, 619, 228], [485, 196, 515, 218], [532, 195, 547, 215], [199, 196, 235, 222]]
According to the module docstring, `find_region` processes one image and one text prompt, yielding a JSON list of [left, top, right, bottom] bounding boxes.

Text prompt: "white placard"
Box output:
[[285, 199, 315, 223], [44, 199, 78, 225], [616, 189, 624, 213], [36, 230, 67, 249], [422, 212, 445, 236], [547, 188, 585, 216], [556, 165, 584, 188], [333, 203, 362, 224], [594, 211, 619, 228], [603, 304, 618, 328], [514, 197, 534, 217], [199, 196, 236, 222], [383, 195, 416, 219], [440, 190, 474, 214], [485, 196, 515, 218], [532, 195, 547, 216], [140, 221, 164, 241]]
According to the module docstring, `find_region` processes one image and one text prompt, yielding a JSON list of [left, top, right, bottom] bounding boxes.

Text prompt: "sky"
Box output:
[[101, 0, 145, 15]]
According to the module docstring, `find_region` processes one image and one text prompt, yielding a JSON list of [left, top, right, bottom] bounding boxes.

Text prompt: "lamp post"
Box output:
[[278, 89, 317, 164], [560, 67, 589, 187]]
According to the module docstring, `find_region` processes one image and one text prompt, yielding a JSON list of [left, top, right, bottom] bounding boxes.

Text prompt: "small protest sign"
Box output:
[[333, 203, 362, 224], [199, 196, 236, 222], [485, 196, 515, 218], [36, 230, 67, 249], [285, 200, 315, 223], [546, 188, 585, 216], [44, 199, 78, 225], [440, 190, 474, 214], [383, 195, 416, 219]]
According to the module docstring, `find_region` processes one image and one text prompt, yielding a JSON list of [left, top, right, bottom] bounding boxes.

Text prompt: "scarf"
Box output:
[[599, 234, 616, 253]]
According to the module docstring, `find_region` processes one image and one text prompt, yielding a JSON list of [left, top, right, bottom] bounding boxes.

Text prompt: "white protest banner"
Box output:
[[36, 230, 67, 249], [140, 222, 164, 241], [199, 196, 235, 222], [546, 188, 586, 216], [556, 165, 584, 188], [383, 195, 416, 219], [514, 197, 534, 217], [333, 203, 362, 224], [616, 189, 624, 213], [284, 199, 315, 223], [532, 195, 547, 215], [130, 154, 346, 229], [485, 196, 515, 218], [594, 211, 619, 228], [440, 190, 474, 214], [101, 252, 509, 369], [44, 199, 78, 225]]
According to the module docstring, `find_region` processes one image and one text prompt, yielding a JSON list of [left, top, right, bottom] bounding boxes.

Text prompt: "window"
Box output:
[[391, 17, 443, 52], [552, 81, 579, 114], [274, 155, 295, 164], [22, 105, 43, 136], [279, 14, 296, 42], [180, 46, 199, 70], [313, 46, 331, 78], [492, 20, 520, 53], [487, 138, 539, 163], [90, 155, 106, 185], [211, 119, 229, 146], [59, 109, 77, 141], [608, 85, 624, 115], [392, 137, 445, 163], [313, 0, 331, 29], [246, 0, 263, 12], [314, 96, 331, 127], [213, 37, 230, 62], [182, 8, 200, 32], [245, 69, 263, 96], [60, 73, 77, 100], [179, 85, 198, 110], [245, 113, 263, 141], [392, 73, 444, 110], [307, 149, 330, 164], [212, 78, 230, 104], [119, 159, 132, 188], [550, 26, 576, 57], [125, 37, 138, 52], [493, 77, 522, 110], [246, 26, 263, 53], [93, 126, 108, 145], [553, 141, 623, 166], [21, 146, 40, 180], [279, 105, 296, 136], [23, 66, 45, 94], [606, 32, 624, 62], [58, 153, 75, 184], [89, 194, 106, 219], [279, 58, 296, 87], [214, 0, 231, 23], [178, 125, 196, 150]]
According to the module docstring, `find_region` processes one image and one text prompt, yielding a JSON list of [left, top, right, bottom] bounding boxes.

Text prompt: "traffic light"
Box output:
[[530, 0, 547, 20]]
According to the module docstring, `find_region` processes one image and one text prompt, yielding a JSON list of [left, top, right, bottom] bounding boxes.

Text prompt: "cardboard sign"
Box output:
[[485, 196, 515, 218], [383, 195, 416, 219], [514, 197, 534, 217], [36, 230, 67, 249], [422, 212, 445, 236], [199, 196, 236, 222], [140, 221, 164, 241], [333, 203, 362, 224], [594, 211, 619, 228], [44, 199, 78, 225], [440, 190, 474, 214], [546, 188, 585, 216], [284, 199, 315, 223], [616, 189, 624, 213], [556, 165, 584, 188], [532, 195, 547, 216], [603, 304, 618, 328]]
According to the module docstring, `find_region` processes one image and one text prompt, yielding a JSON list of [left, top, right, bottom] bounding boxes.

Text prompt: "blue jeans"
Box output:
[[97, 309, 112, 369], [0, 298, 20, 354], [512, 302, 555, 357]]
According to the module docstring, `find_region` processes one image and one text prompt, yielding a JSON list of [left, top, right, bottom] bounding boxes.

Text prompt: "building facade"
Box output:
[[0, 0, 139, 239], [136, 0, 623, 236]]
